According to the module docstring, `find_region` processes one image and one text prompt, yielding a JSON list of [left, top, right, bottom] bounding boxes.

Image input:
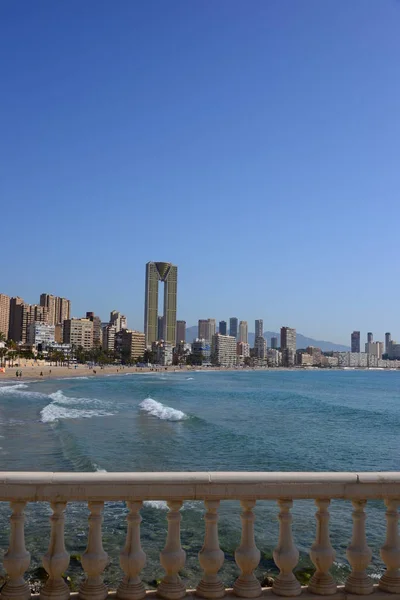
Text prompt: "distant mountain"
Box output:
[[185, 326, 349, 352]]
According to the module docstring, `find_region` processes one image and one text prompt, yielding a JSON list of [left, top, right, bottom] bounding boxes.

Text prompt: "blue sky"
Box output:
[[1, 1, 399, 344]]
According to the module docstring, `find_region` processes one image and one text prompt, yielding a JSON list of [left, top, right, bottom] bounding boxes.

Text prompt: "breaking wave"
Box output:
[[139, 398, 187, 421], [40, 390, 114, 423]]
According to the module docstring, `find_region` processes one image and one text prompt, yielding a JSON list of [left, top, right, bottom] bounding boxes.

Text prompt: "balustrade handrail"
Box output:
[[0, 471, 400, 501]]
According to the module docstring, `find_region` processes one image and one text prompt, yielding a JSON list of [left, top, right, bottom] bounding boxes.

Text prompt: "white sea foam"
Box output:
[[139, 398, 187, 421], [93, 463, 108, 473], [144, 500, 168, 509], [40, 390, 114, 423], [186, 377, 194, 380], [0, 384, 47, 399]]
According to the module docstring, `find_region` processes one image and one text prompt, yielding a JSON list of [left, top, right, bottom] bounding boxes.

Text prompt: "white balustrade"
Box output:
[[79, 501, 109, 600], [117, 501, 146, 600], [158, 500, 186, 600], [233, 500, 261, 598], [345, 500, 373, 595], [197, 500, 225, 599], [272, 499, 301, 597], [41, 502, 70, 600], [379, 499, 400, 593], [1, 501, 31, 600], [0, 472, 400, 599], [308, 499, 336, 595]]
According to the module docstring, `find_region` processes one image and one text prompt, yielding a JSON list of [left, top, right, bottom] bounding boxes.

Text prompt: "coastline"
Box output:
[[0, 363, 398, 383]]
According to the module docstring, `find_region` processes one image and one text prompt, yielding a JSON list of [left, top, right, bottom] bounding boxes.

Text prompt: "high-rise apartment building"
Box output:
[[211, 333, 237, 367], [271, 336, 278, 349], [40, 294, 71, 325], [176, 320, 186, 344], [367, 332, 373, 343], [28, 323, 55, 349], [9, 301, 48, 343], [110, 310, 123, 333], [351, 331, 361, 353], [102, 324, 116, 352], [219, 321, 227, 336], [157, 316, 164, 340], [239, 321, 248, 344], [115, 329, 145, 361], [281, 326, 296, 367], [63, 318, 93, 350], [144, 262, 177, 347], [198, 319, 215, 342], [8, 297, 24, 341], [385, 332, 392, 355], [254, 336, 267, 359], [229, 317, 238, 340], [198, 320, 208, 340], [0, 294, 10, 339], [255, 319, 263, 339], [86, 312, 103, 347]]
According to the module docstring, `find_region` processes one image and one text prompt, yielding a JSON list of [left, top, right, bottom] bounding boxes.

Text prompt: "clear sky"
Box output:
[[1, 1, 399, 344]]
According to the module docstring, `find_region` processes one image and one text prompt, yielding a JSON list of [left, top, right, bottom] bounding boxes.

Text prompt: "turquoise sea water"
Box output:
[[0, 369, 399, 587]]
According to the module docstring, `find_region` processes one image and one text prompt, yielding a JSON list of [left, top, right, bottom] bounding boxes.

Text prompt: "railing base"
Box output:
[[26, 585, 400, 600]]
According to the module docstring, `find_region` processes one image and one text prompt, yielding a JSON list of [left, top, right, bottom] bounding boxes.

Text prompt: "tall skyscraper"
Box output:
[[0, 294, 10, 339], [271, 336, 278, 349], [281, 327, 296, 351], [219, 321, 227, 336], [385, 332, 392, 355], [144, 261, 177, 346], [198, 319, 208, 340], [239, 321, 248, 344], [176, 320, 186, 344], [255, 319, 263, 339], [40, 294, 71, 325], [8, 297, 24, 341], [351, 331, 361, 353], [229, 317, 238, 339], [157, 316, 164, 340], [86, 312, 103, 347], [367, 332, 373, 343], [281, 326, 296, 367], [63, 318, 93, 350], [198, 319, 215, 342]]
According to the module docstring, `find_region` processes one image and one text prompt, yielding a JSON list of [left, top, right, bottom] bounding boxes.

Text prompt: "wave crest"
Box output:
[[41, 390, 114, 423], [139, 398, 187, 421]]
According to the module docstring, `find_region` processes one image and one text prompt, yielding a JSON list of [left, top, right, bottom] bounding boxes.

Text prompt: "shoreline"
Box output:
[[0, 363, 399, 383]]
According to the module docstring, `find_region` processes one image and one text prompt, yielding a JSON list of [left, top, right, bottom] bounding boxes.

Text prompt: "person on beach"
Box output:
[[15, 370, 19, 378]]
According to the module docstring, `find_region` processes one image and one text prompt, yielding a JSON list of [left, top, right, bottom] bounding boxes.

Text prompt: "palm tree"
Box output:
[[0, 332, 6, 344], [0, 348, 7, 368]]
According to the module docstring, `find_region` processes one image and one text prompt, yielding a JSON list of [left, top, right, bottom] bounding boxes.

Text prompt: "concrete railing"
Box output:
[[0, 472, 400, 600]]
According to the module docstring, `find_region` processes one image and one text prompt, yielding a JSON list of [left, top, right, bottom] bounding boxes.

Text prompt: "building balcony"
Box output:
[[0, 471, 399, 600]]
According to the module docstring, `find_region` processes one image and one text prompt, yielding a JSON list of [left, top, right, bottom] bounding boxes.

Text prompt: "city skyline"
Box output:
[[2, 3, 400, 345]]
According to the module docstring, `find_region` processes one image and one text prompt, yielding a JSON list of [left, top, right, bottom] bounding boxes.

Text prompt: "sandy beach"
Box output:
[[0, 363, 200, 381]]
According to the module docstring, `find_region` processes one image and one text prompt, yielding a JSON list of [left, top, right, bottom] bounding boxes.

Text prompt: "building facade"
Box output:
[[191, 338, 211, 363], [63, 318, 93, 350], [239, 321, 248, 344], [40, 294, 71, 326], [385, 332, 392, 355], [367, 332, 373, 343], [211, 333, 237, 367], [198, 319, 215, 343], [229, 317, 238, 340], [86, 312, 103, 347], [281, 327, 296, 367], [28, 323, 55, 349], [102, 324, 116, 352], [219, 321, 227, 336], [351, 331, 361, 353], [116, 329, 146, 361], [254, 336, 267, 359], [270, 336, 278, 350], [0, 293, 10, 339], [144, 262, 177, 347], [176, 320, 186, 345], [151, 340, 173, 366], [255, 319, 263, 339]]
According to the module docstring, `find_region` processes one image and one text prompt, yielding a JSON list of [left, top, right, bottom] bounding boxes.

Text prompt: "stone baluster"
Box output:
[[117, 501, 146, 600], [233, 500, 261, 598], [196, 500, 225, 599], [40, 502, 70, 600], [379, 499, 400, 593], [79, 501, 109, 600], [308, 499, 336, 595], [158, 500, 186, 600], [1, 501, 31, 600], [272, 499, 301, 597], [345, 500, 373, 595]]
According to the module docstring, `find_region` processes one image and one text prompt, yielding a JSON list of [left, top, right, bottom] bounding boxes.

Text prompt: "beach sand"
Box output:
[[0, 363, 198, 381]]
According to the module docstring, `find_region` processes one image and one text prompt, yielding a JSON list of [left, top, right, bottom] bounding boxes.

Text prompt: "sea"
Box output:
[[0, 369, 399, 588]]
